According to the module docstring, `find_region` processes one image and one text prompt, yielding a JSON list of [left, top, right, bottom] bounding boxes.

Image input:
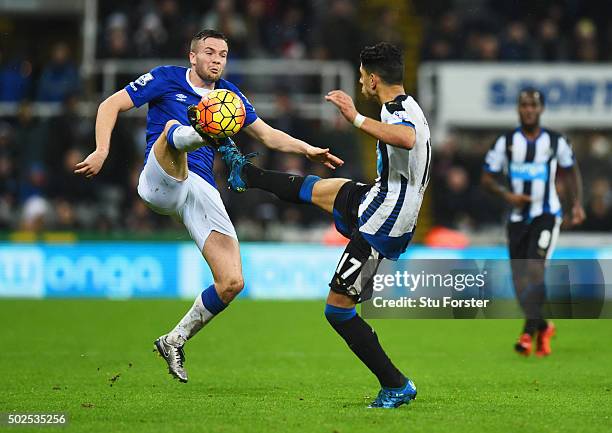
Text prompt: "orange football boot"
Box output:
[[535, 322, 556, 357], [514, 333, 533, 356]]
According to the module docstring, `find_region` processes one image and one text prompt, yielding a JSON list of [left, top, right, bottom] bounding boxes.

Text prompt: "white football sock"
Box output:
[[166, 294, 215, 346], [169, 125, 206, 152]]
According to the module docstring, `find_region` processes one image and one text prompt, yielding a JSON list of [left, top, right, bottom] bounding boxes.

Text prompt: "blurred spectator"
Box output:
[[19, 163, 47, 203], [533, 18, 567, 61], [371, 7, 406, 49], [434, 166, 474, 229], [244, 0, 274, 58], [269, 91, 309, 143], [134, 12, 167, 58], [158, 0, 188, 56], [315, 0, 361, 62], [315, 116, 364, 180], [46, 94, 92, 172], [0, 123, 17, 229], [201, 0, 248, 56], [48, 148, 93, 203], [582, 178, 612, 231], [422, 11, 462, 61], [478, 33, 500, 61], [500, 21, 532, 61], [14, 101, 47, 172], [19, 195, 50, 232], [572, 18, 598, 62], [36, 43, 80, 102], [125, 200, 157, 233], [0, 49, 32, 102], [52, 199, 78, 230], [101, 13, 131, 58], [580, 134, 612, 187], [271, 5, 307, 59]]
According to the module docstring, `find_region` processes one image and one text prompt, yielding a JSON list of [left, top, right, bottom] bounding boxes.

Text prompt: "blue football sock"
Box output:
[[298, 175, 321, 204], [201, 285, 227, 315]]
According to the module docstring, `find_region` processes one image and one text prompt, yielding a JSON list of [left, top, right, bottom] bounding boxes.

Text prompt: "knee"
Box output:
[[162, 120, 181, 142], [526, 261, 545, 283], [216, 276, 245, 303], [164, 120, 180, 134], [324, 303, 356, 325]]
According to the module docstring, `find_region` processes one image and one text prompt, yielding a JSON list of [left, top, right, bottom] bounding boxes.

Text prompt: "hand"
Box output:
[[306, 146, 344, 170], [569, 203, 586, 227], [504, 192, 532, 208], [74, 150, 108, 178], [325, 90, 358, 124]]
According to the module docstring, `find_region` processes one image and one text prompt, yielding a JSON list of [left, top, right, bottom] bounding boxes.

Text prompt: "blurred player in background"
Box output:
[[481, 88, 585, 357], [74, 29, 342, 382], [210, 43, 431, 408]]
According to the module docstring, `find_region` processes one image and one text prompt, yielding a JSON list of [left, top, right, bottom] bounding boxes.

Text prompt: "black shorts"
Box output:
[[507, 214, 561, 260], [332, 181, 372, 239], [329, 181, 382, 304]]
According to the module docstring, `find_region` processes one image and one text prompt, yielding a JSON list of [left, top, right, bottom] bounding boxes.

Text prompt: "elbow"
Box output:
[[97, 98, 109, 115], [98, 96, 119, 116], [480, 172, 493, 189], [400, 135, 416, 150]]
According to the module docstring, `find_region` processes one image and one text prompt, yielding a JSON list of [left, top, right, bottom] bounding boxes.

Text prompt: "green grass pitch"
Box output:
[[1, 299, 611, 433]]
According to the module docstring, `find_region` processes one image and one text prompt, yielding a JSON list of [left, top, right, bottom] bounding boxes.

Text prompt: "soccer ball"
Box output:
[[194, 89, 246, 138]]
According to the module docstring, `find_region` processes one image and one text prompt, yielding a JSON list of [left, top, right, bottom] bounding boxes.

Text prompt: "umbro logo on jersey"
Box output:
[[175, 93, 188, 102]]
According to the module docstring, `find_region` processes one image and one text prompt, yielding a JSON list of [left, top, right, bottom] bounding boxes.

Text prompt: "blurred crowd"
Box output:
[[421, 1, 612, 62], [1, 0, 612, 237], [98, 0, 372, 63]]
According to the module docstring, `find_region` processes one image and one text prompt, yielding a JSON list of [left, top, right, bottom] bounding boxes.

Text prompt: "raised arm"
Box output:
[[325, 90, 415, 150], [74, 89, 134, 178], [244, 118, 343, 169]]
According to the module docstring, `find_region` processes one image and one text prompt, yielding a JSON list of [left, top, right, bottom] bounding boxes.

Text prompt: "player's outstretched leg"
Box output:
[[155, 231, 244, 383], [218, 151, 352, 218]]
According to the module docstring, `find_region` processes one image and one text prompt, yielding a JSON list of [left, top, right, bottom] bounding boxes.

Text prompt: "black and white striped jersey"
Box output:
[[484, 128, 575, 222], [357, 94, 431, 259]]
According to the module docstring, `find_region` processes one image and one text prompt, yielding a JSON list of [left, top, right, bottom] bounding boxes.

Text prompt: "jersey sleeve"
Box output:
[[224, 82, 258, 127], [557, 136, 575, 168], [124, 66, 168, 108], [483, 135, 507, 173]]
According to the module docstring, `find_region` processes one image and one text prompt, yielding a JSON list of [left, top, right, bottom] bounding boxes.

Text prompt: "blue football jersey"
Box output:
[[124, 65, 258, 186]]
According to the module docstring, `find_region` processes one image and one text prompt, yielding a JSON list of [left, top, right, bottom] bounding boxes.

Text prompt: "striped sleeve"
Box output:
[[483, 135, 507, 173], [557, 136, 575, 168]]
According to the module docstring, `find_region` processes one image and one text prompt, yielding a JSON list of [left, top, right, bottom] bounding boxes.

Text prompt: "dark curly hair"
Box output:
[[359, 42, 404, 85]]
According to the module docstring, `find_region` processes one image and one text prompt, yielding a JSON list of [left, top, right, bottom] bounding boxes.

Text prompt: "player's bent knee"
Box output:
[[324, 303, 356, 325], [163, 119, 181, 136], [217, 276, 245, 302], [526, 261, 545, 282]]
